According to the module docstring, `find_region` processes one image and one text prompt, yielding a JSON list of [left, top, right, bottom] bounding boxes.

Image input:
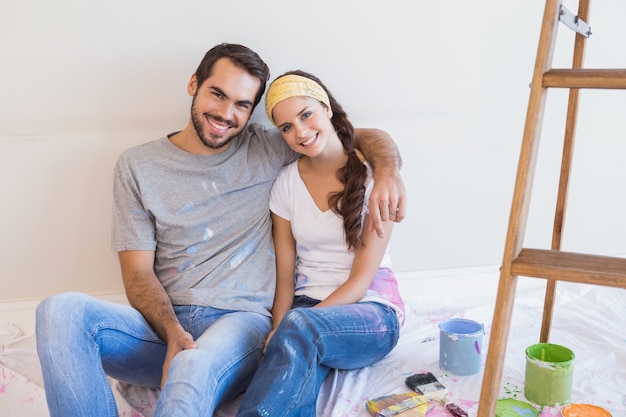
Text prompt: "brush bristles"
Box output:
[[366, 392, 419, 414], [405, 372, 442, 392], [365, 392, 430, 417]]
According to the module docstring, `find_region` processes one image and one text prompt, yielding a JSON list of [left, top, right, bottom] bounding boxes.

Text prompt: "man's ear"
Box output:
[[187, 74, 198, 96]]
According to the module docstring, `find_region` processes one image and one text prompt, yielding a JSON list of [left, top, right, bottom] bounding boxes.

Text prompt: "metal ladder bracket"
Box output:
[[559, 4, 592, 37]]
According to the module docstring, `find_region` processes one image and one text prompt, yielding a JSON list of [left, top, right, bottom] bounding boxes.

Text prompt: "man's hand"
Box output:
[[368, 168, 406, 237], [160, 330, 198, 388], [352, 127, 406, 236]]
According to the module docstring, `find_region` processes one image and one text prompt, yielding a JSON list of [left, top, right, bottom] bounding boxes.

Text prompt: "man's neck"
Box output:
[[169, 124, 233, 156]]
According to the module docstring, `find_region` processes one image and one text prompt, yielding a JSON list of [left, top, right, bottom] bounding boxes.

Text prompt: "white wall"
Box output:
[[2, 0, 625, 301]]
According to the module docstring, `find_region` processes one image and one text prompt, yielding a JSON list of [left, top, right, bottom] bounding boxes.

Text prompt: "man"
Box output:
[[36, 43, 405, 417]]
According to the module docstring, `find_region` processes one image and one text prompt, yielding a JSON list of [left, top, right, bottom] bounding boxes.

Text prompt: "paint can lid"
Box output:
[[561, 403, 612, 417], [525, 343, 575, 366], [495, 398, 538, 417]]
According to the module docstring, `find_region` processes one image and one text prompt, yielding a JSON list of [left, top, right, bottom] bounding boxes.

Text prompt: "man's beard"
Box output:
[[190, 97, 239, 150]]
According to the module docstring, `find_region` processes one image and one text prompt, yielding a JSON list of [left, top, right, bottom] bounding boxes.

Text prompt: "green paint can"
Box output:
[[524, 343, 575, 406]]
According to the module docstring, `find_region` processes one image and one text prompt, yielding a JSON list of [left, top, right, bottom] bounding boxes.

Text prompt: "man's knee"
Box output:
[[36, 292, 96, 337], [37, 292, 79, 320]]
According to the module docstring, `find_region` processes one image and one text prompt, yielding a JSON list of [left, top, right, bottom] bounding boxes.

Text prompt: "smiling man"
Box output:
[[35, 43, 405, 417]]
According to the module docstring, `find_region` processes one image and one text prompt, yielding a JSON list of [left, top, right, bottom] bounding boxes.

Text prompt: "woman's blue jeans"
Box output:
[[237, 299, 401, 417], [35, 292, 270, 417]]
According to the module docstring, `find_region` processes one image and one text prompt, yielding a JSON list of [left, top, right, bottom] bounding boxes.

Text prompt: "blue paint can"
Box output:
[[439, 318, 484, 376]]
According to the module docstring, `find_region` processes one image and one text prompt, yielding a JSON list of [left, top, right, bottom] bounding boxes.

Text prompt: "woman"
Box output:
[[237, 71, 405, 416]]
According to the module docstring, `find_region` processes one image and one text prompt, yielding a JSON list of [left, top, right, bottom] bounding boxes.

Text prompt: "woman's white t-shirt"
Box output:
[[269, 160, 405, 323]]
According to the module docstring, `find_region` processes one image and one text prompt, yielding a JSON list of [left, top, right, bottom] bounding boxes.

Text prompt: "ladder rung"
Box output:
[[511, 248, 626, 288], [543, 69, 626, 89]]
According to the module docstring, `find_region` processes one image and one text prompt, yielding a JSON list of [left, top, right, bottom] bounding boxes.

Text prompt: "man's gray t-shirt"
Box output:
[[111, 123, 296, 316]]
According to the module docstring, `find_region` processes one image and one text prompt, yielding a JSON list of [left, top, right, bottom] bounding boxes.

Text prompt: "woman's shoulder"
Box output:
[[274, 158, 302, 185]]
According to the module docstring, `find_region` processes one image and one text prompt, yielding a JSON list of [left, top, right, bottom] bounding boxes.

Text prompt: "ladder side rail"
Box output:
[[543, 0, 591, 343], [476, 1, 563, 416]]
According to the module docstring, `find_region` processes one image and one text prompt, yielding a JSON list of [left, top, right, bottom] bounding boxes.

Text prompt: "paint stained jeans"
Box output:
[[237, 299, 401, 417], [35, 292, 270, 417]]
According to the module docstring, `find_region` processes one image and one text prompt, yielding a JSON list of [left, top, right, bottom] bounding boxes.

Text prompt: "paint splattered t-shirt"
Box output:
[[111, 123, 297, 316]]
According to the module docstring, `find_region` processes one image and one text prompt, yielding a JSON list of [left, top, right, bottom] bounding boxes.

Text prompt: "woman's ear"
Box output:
[[187, 74, 198, 97], [326, 106, 333, 119]]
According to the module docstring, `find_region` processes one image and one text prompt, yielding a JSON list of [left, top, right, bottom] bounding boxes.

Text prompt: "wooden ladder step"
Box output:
[[543, 69, 626, 89], [511, 248, 626, 288]]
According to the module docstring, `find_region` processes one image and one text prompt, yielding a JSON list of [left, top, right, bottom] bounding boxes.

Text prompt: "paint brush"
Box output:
[[366, 391, 433, 417], [405, 372, 468, 417]]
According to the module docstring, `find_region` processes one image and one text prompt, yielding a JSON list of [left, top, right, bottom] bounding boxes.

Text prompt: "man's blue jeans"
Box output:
[[237, 299, 401, 417], [35, 292, 270, 417]]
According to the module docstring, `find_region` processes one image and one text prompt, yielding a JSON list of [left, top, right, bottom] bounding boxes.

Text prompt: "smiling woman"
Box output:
[[235, 70, 406, 417]]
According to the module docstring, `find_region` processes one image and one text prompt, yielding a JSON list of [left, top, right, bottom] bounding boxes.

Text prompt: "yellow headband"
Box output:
[[265, 74, 330, 125]]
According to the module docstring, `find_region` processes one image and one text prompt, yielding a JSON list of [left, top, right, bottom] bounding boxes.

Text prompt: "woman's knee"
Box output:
[[274, 308, 320, 345], [279, 308, 308, 331]]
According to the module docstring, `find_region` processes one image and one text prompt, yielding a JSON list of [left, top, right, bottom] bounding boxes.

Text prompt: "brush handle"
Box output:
[[445, 403, 468, 417], [439, 397, 468, 417]]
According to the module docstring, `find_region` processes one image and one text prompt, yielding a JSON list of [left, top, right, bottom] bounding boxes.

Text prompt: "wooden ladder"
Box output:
[[476, 1, 626, 416]]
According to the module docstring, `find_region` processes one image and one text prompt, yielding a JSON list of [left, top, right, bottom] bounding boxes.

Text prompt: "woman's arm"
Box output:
[[268, 213, 297, 345], [354, 128, 406, 237], [314, 215, 394, 308]]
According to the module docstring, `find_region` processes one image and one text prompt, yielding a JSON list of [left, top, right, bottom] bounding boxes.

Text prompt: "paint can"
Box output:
[[524, 343, 575, 406], [438, 318, 484, 375]]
